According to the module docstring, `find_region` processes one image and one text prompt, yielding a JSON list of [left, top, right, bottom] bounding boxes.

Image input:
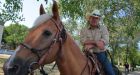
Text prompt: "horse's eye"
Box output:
[[43, 30, 52, 37]]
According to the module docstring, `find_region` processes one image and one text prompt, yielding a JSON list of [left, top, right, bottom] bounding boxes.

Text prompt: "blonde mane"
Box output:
[[32, 14, 52, 28]]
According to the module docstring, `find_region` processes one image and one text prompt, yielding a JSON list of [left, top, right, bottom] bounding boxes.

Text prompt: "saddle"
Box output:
[[84, 51, 105, 75]]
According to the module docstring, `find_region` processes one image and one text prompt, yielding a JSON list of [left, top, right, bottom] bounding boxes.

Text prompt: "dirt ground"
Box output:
[[0, 54, 59, 75]]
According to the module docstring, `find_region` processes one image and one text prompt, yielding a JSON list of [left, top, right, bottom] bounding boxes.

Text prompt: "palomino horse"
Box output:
[[3, 1, 104, 75]]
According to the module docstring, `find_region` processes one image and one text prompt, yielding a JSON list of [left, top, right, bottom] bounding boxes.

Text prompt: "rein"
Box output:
[[20, 18, 67, 75]]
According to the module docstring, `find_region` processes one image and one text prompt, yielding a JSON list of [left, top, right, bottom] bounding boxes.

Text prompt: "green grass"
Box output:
[[0, 58, 7, 64], [0, 58, 7, 75]]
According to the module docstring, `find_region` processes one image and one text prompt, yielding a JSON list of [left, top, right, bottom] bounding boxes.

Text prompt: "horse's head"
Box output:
[[3, 1, 66, 75]]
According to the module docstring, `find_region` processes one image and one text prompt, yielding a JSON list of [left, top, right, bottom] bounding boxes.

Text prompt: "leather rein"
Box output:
[[20, 18, 67, 75]]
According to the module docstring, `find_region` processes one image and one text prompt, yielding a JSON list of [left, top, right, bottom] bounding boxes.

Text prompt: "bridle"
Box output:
[[20, 18, 90, 75], [20, 18, 67, 75]]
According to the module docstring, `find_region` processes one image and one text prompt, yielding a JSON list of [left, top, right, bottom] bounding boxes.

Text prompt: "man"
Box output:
[[80, 9, 115, 75], [124, 62, 129, 73]]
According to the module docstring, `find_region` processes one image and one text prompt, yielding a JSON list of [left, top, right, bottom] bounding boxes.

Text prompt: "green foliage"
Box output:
[[3, 24, 28, 49], [60, 0, 84, 19], [0, 0, 24, 24], [59, 0, 140, 65]]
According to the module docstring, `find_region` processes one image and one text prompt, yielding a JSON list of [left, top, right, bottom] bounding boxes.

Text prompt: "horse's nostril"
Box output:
[[8, 65, 19, 73]]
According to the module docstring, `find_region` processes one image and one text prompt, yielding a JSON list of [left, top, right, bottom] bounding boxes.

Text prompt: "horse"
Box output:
[[3, 1, 105, 75]]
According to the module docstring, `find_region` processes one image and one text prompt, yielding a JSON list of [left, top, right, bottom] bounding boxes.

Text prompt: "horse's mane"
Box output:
[[32, 14, 52, 28]]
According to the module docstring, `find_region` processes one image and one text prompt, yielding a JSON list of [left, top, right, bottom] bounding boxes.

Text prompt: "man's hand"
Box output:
[[84, 44, 94, 51], [83, 40, 96, 51], [96, 40, 105, 50], [84, 40, 96, 45]]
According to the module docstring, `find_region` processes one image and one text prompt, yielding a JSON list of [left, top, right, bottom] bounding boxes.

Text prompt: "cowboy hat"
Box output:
[[86, 9, 101, 20]]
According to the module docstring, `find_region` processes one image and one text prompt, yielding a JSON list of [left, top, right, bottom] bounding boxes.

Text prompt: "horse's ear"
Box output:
[[52, 0, 59, 20], [40, 4, 46, 15]]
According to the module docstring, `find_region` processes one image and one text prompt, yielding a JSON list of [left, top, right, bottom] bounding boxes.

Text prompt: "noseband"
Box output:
[[20, 18, 67, 75]]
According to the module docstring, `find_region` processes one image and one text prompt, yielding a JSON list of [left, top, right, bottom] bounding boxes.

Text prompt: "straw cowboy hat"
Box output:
[[86, 9, 101, 21]]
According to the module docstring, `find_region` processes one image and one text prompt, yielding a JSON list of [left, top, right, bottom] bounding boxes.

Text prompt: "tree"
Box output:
[[2, 24, 28, 49], [0, 0, 24, 48], [39, 0, 140, 65], [0, 0, 24, 23]]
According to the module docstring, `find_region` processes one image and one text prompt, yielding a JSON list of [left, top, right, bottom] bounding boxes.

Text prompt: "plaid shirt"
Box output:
[[80, 25, 109, 53]]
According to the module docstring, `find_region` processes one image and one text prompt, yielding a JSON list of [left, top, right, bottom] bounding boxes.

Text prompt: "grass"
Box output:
[[0, 58, 7, 75]]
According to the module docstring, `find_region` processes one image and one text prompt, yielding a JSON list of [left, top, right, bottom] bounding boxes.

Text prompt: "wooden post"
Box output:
[[0, 21, 5, 49]]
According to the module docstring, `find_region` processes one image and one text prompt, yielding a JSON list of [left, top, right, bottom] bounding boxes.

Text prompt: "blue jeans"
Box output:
[[96, 52, 115, 75]]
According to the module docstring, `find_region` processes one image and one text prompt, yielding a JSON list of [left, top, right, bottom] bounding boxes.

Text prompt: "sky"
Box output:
[[5, 0, 49, 28]]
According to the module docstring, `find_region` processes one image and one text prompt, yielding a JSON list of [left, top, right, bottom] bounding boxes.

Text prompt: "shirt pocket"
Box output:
[[86, 31, 93, 40], [94, 30, 102, 41]]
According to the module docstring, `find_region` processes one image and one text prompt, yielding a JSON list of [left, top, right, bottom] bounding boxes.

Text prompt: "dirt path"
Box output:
[[123, 71, 140, 75]]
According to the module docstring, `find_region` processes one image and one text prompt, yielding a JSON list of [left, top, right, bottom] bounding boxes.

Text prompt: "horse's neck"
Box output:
[[56, 34, 87, 75]]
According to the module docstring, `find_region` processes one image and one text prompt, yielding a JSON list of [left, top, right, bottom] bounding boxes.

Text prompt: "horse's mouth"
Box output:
[[27, 62, 40, 74]]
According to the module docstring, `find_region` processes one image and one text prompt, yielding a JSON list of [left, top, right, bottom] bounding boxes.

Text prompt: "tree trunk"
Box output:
[[0, 21, 5, 49]]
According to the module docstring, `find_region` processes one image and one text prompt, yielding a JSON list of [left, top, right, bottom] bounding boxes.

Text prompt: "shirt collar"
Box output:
[[88, 25, 99, 29]]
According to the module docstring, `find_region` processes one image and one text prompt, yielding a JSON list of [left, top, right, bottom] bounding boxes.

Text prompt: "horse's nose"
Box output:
[[7, 64, 20, 74], [3, 57, 29, 75]]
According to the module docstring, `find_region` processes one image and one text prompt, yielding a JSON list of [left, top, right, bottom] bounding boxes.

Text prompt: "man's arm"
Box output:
[[80, 29, 95, 50], [80, 29, 87, 45], [84, 40, 96, 46], [96, 25, 109, 50]]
